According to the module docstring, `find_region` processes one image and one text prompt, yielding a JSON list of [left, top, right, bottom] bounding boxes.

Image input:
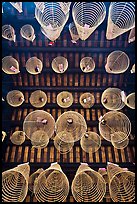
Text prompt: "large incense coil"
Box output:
[[99, 111, 131, 142], [59, 2, 71, 15], [125, 92, 135, 109], [20, 24, 36, 42], [2, 131, 7, 142], [6, 90, 24, 107], [98, 168, 110, 199], [69, 22, 79, 43], [71, 163, 106, 202], [130, 64, 135, 73], [107, 162, 135, 202], [2, 163, 30, 202], [2, 25, 16, 42], [57, 91, 73, 108], [111, 131, 129, 149], [106, 2, 135, 40], [10, 131, 25, 145], [80, 57, 95, 73], [128, 27, 135, 43], [25, 57, 43, 75], [10, 2, 23, 13], [29, 90, 47, 108], [34, 163, 69, 202], [2, 56, 20, 74], [105, 51, 130, 74], [80, 132, 101, 153], [23, 110, 55, 140], [51, 56, 68, 73], [55, 111, 87, 142], [72, 2, 106, 40], [30, 130, 49, 149], [79, 92, 95, 108]]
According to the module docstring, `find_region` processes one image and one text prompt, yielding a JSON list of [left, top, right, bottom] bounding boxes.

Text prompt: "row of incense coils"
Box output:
[[2, 162, 135, 202]]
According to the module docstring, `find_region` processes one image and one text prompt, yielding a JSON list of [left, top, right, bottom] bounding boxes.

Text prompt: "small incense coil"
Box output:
[[130, 64, 135, 73], [80, 132, 101, 153], [20, 24, 36, 42], [51, 56, 68, 73], [80, 57, 95, 73], [125, 92, 135, 109], [6, 90, 24, 107], [57, 91, 73, 108], [29, 90, 47, 108], [79, 93, 95, 108], [106, 2, 135, 40], [34, 163, 69, 202], [69, 22, 79, 43], [111, 131, 129, 149], [30, 130, 49, 149], [56, 111, 87, 142], [10, 131, 25, 145], [59, 2, 71, 15], [2, 131, 7, 142], [2, 163, 30, 202], [25, 57, 43, 75], [2, 56, 20, 74], [105, 51, 130, 74], [128, 27, 135, 43], [10, 2, 23, 13], [2, 25, 16, 42], [98, 168, 110, 199], [71, 163, 106, 202]]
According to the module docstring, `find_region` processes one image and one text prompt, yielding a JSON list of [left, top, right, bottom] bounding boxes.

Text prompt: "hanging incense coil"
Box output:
[[80, 132, 101, 153], [20, 24, 36, 42], [98, 168, 110, 199], [25, 57, 43, 75], [51, 56, 68, 73], [80, 57, 95, 73], [105, 51, 130, 74], [56, 111, 87, 143], [34, 163, 69, 202], [2, 163, 30, 202], [30, 130, 49, 149], [2, 131, 7, 142], [10, 131, 25, 145], [59, 2, 71, 15], [106, 2, 135, 40], [99, 111, 131, 142], [2, 25, 16, 42], [71, 163, 106, 202], [107, 162, 135, 202], [72, 2, 106, 40], [79, 93, 95, 108], [130, 64, 135, 73], [111, 131, 129, 149], [57, 91, 73, 108], [69, 22, 79, 43], [128, 27, 135, 43], [2, 56, 20, 74], [29, 90, 47, 108], [125, 92, 135, 109], [6, 90, 24, 107], [10, 2, 23, 13]]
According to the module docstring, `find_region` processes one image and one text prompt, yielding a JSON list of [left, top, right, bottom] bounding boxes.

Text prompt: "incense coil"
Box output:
[[125, 92, 135, 109], [56, 111, 87, 142], [10, 131, 25, 145], [111, 131, 129, 149], [130, 64, 135, 73], [20, 24, 36, 42], [57, 91, 73, 108], [30, 130, 49, 149], [2, 56, 20, 74], [6, 90, 24, 107], [59, 2, 71, 15], [10, 2, 23, 13], [79, 92, 95, 108], [80, 57, 95, 73], [98, 168, 110, 199], [2, 25, 16, 42], [51, 56, 68, 73], [2, 163, 30, 202], [34, 163, 69, 202], [29, 90, 47, 108], [128, 27, 135, 43], [72, 2, 106, 40], [2, 131, 7, 142], [99, 111, 131, 142], [69, 22, 79, 43], [106, 2, 135, 40], [105, 51, 130, 74], [25, 57, 43, 75], [71, 163, 106, 202]]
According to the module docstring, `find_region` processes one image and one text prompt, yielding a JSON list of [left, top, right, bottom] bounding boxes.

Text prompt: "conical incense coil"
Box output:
[[2, 131, 7, 142], [56, 111, 87, 142], [2, 25, 16, 42], [51, 56, 68, 73], [2, 56, 20, 74], [79, 92, 95, 108], [2, 163, 30, 202], [130, 64, 135, 73], [80, 132, 101, 153], [10, 2, 23, 13], [59, 2, 71, 15], [71, 163, 106, 202], [10, 131, 25, 145], [25, 57, 43, 75], [101, 88, 126, 110], [99, 111, 131, 142], [30, 130, 49, 149], [106, 2, 135, 40], [20, 24, 36, 42], [34, 163, 69, 202], [80, 57, 95, 73], [125, 92, 135, 109], [72, 2, 106, 40], [69, 22, 79, 43], [23, 110, 55, 140], [98, 168, 110, 198], [29, 90, 47, 108], [105, 51, 130, 74], [6, 90, 24, 107], [128, 27, 135, 43], [57, 91, 73, 108], [111, 131, 129, 149], [107, 162, 135, 202]]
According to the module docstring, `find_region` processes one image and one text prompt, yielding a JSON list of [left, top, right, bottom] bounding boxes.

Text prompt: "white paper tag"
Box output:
[[51, 162, 58, 166], [84, 24, 90, 29], [80, 162, 88, 166], [121, 91, 126, 103], [99, 115, 103, 122]]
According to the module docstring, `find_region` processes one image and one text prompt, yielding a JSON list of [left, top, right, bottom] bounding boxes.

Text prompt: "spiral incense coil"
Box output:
[[98, 168, 110, 199], [99, 111, 131, 142], [2, 163, 30, 202], [125, 92, 135, 109], [6, 90, 24, 107], [10, 2, 23, 13], [69, 22, 79, 43], [79, 92, 95, 109], [80, 132, 101, 153], [10, 131, 25, 145], [56, 111, 87, 142], [2, 56, 20, 74], [2, 25, 16, 42], [106, 2, 135, 40], [72, 2, 106, 40], [59, 2, 71, 15], [111, 131, 129, 149], [71, 163, 106, 202], [51, 56, 68, 73], [128, 27, 135, 43], [23, 110, 55, 140], [29, 90, 47, 108], [2, 131, 7, 142], [25, 57, 43, 75], [80, 57, 95, 73], [20, 24, 36, 42], [130, 64, 135, 73], [57, 91, 73, 108], [105, 51, 130, 74], [30, 130, 49, 149], [34, 163, 69, 202], [107, 162, 135, 202]]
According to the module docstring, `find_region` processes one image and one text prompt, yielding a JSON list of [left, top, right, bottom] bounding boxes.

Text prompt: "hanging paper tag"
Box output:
[[10, 66, 17, 72], [121, 91, 126, 103], [99, 115, 103, 122], [58, 64, 64, 72], [99, 168, 106, 171], [80, 162, 88, 166], [13, 35, 16, 42], [84, 24, 90, 29], [71, 40, 77, 44], [51, 162, 58, 166], [31, 34, 36, 42], [63, 97, 70, 103]]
